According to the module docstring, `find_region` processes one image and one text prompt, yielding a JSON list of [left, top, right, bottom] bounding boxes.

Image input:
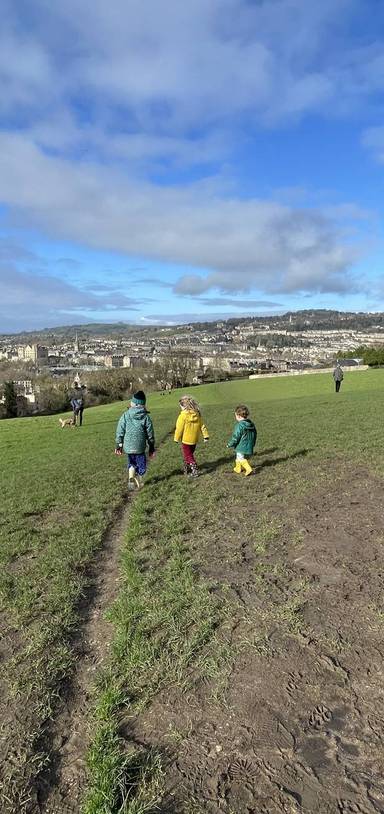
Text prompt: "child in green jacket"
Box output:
[[227, 404, 257, 476], [114, 390, 155, 489]]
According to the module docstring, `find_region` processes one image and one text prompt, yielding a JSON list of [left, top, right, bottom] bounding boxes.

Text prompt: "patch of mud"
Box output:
[[119, 462, 384, 813]]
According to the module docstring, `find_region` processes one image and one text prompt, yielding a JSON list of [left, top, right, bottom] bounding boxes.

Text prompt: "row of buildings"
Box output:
[[2, 318, 383, 381]]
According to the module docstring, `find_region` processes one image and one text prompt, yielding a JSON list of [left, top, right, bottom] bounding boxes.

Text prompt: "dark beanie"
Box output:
[[131, 390, 146, 405]]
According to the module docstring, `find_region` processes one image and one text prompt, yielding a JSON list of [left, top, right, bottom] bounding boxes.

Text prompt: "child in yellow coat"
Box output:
[[174, 395, 209, 477]]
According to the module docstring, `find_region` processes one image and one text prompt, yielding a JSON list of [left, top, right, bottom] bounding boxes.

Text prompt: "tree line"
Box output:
[[337, 346, 384, 366], [0, 354, 230, 419]]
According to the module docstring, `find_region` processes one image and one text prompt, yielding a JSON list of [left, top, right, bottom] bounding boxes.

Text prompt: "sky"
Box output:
[[1, 0, 384, 332]]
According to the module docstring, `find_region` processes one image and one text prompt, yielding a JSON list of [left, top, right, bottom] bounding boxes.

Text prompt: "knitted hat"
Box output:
[[131, 390, 146, 405]]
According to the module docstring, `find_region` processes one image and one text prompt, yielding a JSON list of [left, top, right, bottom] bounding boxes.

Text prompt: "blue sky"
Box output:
[[1, 0, 384, 332]]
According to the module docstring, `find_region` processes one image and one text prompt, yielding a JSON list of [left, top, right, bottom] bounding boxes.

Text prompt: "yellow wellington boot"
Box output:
[[241, 459, 253, 476], [128, 465, 136, 490], [233, 460, 242, 474]]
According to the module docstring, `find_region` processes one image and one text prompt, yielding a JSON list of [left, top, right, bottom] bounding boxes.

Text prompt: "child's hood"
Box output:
[[128, 405, 148, 421], [239, 418, 255, 429], [184, 409, 200, 424]]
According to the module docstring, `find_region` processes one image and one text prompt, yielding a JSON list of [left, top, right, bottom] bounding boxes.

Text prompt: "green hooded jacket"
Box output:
[[115, 406, 155, 454], [227, 418, 257, 456]]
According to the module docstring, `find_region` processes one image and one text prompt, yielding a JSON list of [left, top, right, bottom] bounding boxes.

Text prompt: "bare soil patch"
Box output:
[[119, 460, 384, 813]]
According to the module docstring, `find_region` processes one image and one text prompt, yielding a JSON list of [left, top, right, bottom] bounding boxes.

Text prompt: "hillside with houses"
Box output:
[[1, 310, 383, 415]]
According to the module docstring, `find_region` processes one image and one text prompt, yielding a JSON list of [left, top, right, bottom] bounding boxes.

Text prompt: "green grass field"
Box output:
[[1, 368, 384, 812]]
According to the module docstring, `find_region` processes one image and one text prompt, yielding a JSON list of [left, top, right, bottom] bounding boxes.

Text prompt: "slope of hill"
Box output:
[[1, 369, 384, 813], [2, 307, 384, 342]]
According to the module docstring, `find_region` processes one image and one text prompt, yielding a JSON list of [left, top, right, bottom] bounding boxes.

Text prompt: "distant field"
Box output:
[[1, 368, 384, 813]]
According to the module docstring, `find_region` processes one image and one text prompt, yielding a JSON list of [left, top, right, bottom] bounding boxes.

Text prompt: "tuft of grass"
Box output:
[[86, 731, 165, 814]]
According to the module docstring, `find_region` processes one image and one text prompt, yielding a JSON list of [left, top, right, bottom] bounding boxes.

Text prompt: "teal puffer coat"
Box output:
[[115, 406, 155, 454], [227, 418, 257, 455]]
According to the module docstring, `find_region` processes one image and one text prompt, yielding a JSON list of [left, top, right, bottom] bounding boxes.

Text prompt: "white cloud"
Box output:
[[23, 106, 233, 172], [196, 297, 282, 308], [0, 133, 364, 297], [1, 0, 384, 139], [0, 258, 141, 334]]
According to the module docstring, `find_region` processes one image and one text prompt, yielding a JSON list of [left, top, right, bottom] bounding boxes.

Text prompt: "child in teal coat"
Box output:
[[227, 404, 257, 476], [115, 390, 155, 489]]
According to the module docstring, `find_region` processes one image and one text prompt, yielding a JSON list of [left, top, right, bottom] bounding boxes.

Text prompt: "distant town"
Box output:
[[1, 309, 384, 416]]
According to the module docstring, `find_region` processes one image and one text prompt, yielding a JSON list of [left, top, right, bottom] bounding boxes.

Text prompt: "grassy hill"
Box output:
[[1, 369, 384, 812]]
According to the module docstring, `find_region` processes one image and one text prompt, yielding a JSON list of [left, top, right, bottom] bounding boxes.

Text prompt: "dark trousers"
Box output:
[[73, 408, 84, 425], [182, 443, 196, 465], [127, 453, 147, 475], [335, 380, 341, 392]]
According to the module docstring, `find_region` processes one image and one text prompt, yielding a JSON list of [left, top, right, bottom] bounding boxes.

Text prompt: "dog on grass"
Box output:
[[59, 417, 76, 428]]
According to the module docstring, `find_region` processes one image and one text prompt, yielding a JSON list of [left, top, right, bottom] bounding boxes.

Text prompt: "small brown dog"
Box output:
[[59, 417, 76, 428]]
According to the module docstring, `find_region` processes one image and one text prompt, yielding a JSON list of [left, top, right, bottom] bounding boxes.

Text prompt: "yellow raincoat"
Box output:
[[174, 410, 209, 445]]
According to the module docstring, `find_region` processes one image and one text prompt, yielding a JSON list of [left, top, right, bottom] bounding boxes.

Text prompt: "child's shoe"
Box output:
[[183, 463, 190, 476], [189, 464, 199, 478], [233, 460, 242, 474], [241, 459, 253, 476]]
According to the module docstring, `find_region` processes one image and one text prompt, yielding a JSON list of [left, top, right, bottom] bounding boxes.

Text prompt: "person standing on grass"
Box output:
[[70, 389, 85, 426], [227, 404, 257, 476], [114, 390, 155, 489], [174, 395, 209, 478], [333, 363, 344, 393]]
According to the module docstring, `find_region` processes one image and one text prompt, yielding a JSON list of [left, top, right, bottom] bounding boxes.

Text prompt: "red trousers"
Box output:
[[182, 443, 196, 465]]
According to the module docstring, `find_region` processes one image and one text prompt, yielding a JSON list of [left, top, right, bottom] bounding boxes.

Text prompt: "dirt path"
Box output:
[[30, 501, 130, 814], [118, 460, 384, 813]]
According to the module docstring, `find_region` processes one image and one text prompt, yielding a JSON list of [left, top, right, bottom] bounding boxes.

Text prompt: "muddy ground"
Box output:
[[124, 458, 384, 813], [3, 453, 384, 813]]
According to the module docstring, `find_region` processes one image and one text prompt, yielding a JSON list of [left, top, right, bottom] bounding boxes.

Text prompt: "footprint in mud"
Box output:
[[309, 704, 332, 729], [228, 756, 260, 785], [218, 755, 273, 805], [286, 671, 303, 698], [249, 709, 296, 750], [218, 768, 256, 808]]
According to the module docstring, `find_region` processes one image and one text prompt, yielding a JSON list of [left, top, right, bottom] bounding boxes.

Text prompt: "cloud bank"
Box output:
[[0, 260, 143, 332], [0, 0, 381, 324], [0, 133, 364, 299], [2, 0, 383, 133]]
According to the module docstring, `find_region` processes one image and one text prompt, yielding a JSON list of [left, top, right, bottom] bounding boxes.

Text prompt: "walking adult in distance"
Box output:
[[333, 363, 344, 393]]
